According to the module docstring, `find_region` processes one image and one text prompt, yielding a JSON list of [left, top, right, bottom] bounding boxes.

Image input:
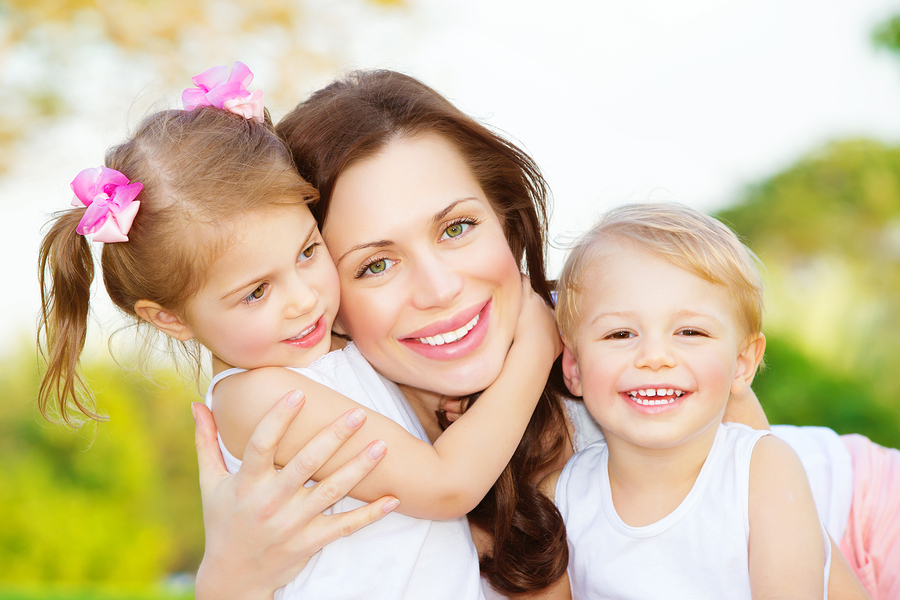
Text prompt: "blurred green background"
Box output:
[[4, 1, 900, 598]]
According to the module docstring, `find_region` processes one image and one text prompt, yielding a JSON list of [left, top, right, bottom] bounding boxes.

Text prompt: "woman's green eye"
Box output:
[[445, 224, 464, 238], [368, 260, 387, 274]]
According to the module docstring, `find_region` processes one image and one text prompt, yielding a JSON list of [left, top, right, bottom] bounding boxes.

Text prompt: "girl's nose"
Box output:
[[285, 275, 319, 319]]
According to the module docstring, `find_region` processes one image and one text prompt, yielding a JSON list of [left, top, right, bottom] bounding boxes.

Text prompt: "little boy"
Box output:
[[543, 203, 830, 598]]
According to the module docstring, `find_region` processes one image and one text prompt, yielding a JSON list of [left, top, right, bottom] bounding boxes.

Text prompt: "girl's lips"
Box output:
[[400, 300, 492, 361], [282, 315, 327, 349]]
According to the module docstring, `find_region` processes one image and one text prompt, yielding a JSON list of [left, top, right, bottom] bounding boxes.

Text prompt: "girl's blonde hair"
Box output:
[[556, 202, 764, 350], [38, 107, 317, 426]]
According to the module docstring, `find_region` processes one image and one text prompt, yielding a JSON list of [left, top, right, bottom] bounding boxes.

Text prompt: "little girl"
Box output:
[[545, 203, 831, 598], [38, 63, 561, 599]]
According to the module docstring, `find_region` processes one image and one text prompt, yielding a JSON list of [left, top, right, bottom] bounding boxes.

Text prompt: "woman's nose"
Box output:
[[409, 250, 465, 310]]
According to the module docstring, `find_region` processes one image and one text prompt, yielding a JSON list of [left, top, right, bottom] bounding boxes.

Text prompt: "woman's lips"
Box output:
[[400, 300, 492, 361], [282, 315, 327, 349]]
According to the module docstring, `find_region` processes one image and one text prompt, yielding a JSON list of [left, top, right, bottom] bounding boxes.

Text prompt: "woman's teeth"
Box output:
[[627, 389, 685, 406], [417, 314, 479, 346]]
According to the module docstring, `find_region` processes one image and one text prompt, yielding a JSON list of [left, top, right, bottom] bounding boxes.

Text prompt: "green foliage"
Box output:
[[717, 138, 900, 448], [873, 14, 900, 56], [0, 346, 203, 588]]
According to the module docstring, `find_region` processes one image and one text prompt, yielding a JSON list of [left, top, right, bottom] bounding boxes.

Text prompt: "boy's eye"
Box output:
[[678, 329, 706, 337], [607, 330, 633, 340]]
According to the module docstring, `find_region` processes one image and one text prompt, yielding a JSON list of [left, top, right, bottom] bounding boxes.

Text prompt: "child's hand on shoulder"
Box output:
[[514, 275, 562, 362]]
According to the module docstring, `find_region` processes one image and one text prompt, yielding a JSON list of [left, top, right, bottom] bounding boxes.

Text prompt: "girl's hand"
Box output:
[[193, 391, 398, 600], [514, 275, 563, 361]]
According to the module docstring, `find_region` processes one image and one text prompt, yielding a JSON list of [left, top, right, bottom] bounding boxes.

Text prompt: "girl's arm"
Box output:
[[748, 435, 825, 599], [193, 392, 397, 600], [723, 386, 770, 430], [215, 283, 561, 520]]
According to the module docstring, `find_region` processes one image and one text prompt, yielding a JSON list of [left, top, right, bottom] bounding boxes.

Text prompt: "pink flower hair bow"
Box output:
[[71, 167, 143, 243], [182, 61, 265, 122]]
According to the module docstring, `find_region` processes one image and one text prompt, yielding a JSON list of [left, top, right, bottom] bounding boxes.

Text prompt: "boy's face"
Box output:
[[562, 239, 763, 452], [182, 204, 341, 371]]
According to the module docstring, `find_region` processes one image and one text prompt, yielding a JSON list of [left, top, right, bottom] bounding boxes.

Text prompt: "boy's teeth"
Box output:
[[627, 389, 684, 406], [417, 314, 479, 346]]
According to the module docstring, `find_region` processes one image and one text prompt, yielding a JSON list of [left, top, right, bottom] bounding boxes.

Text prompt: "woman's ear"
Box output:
[[731, 332, 766, 396], [561, 345, 584, 397], [134, 300, 194, 341]]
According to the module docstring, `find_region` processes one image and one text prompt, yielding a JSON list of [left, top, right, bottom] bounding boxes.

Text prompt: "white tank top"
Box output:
[[206, 343, 485, 600], [556, 423, 831, 599]]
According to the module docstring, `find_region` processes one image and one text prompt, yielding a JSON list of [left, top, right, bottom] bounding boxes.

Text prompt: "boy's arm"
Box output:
[[827, 535, 872, 599], [748, 435, 824, 599], [215, 285, 561, 521]]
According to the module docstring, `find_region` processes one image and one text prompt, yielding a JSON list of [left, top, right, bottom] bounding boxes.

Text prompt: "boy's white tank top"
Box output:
[[556, 422, 830, 599], [206, 343, 485, 600]]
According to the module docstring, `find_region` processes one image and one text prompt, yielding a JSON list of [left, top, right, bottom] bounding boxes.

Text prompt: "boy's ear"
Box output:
[[134, 300, 194, 341], [731, 332, 766, 396], [561, 345, 584, 397]]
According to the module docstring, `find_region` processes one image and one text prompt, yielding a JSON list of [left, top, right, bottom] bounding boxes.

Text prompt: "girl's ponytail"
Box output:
[[37, 208, 103, 426]]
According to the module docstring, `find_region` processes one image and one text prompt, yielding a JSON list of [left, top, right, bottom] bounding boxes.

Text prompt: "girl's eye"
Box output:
[[299, 242, 318, 261], [244, 283, 267, 304], [440, 219, 475, 240], [357, 257, 396, 278]]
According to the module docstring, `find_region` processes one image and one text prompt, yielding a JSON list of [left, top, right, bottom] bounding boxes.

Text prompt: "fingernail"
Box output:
[[346, 408, 366, 428], [367, 440, 386, 460], [382, 498, 400, 513], [287, 390, 303, 407], [190, 403, 198, 423]]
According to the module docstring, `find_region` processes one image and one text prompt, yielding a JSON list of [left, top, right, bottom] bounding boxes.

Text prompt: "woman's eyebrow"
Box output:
[[432, 198, 478, 224]]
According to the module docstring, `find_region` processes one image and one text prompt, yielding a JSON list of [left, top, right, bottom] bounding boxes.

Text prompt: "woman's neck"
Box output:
[[396, 383, 451, 444]]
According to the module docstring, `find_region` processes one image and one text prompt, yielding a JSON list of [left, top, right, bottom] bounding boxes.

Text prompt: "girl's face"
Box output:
[[183, 204, 340, 372], [322, 133, 524, 402]]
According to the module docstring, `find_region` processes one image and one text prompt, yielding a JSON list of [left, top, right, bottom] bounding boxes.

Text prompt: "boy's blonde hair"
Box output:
[[556, 203, 764, 350]]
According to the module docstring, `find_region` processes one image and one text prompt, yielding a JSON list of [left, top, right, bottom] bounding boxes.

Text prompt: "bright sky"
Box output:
[[6, 0, 900, 353]]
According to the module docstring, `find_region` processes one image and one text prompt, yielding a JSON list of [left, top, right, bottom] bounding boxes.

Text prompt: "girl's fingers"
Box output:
[[237, 390, 306, 483], [277, 408, 370, 496], [193, 402, 231, 491]]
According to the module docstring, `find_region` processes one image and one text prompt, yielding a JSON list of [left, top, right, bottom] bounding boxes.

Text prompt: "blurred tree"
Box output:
[[0, 345, 203, 587], [873, 14, 900, 56], [718, 139, 900, 448]]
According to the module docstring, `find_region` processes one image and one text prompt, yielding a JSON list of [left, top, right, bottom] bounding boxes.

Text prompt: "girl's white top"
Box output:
[[556, 422, 831, 599], [206, 342, 485, 600]]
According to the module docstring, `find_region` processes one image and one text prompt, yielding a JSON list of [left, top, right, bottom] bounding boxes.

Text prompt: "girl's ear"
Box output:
[[731, 332, 766, 396], [332, 316, 348, 336], [561, 345, 584, 397], [134, 300, 194, 341]]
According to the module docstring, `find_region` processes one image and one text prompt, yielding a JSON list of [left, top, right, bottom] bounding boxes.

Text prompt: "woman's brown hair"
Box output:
[[38, 107, 316, 426], [277, 70, 569, 593]]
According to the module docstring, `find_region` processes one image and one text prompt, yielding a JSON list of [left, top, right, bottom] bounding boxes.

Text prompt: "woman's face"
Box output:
[[321, 133, 524, 402]]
